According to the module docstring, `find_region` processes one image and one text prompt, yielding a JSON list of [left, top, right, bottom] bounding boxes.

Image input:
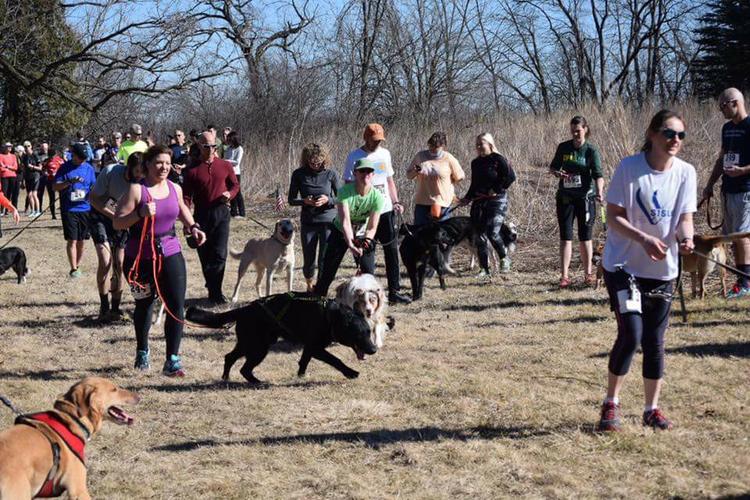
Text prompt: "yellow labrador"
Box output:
[[230, 219, 295, 302]]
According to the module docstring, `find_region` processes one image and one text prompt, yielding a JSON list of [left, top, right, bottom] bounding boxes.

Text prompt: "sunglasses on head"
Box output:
[[660, 128, 686, 141]]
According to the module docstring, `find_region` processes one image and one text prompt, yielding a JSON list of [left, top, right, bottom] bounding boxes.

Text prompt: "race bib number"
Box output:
[[130, 282, 152, 300], [724, 152, 739, 169], [617, 287, 641, 314], [70, 189, 86, 202], [563, 175, 582, 189]]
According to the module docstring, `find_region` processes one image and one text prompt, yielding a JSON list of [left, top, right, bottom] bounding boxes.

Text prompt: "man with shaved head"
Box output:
[[701, 87, 750, 298]]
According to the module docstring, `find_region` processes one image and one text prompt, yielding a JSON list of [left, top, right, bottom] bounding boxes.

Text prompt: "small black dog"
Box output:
[[186, 292, 377, 384], [0, 247, 29, 283]]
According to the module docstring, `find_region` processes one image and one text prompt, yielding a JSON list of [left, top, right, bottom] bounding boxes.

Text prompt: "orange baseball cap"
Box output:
[[363, 123, 385, 141]]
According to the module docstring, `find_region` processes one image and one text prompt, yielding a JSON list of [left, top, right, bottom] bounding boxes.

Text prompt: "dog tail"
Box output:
[[229, 248, 243, 259], [185, 306, 242, 328]]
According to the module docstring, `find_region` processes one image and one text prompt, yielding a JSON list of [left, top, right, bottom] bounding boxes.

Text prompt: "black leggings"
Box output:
[[38, 178, 56, 217], [230, 174, 246, 217], [470, 198, 508, 272], [0, 178, 18, 213], [124, 253, 186, 358], [300, 222, 332, 279], [604, 269, 672, 379], [556, 195, 595, 241]]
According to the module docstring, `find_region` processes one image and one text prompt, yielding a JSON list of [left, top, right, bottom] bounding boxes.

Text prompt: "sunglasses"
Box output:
[[202, 144, 217, 149], [660, 128, 686, 141], [720, 99, 737, 109]]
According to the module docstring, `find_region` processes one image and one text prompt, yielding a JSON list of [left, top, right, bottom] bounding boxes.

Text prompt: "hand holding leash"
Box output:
[[678, 237, 694, 256], [640, 234, 668, 261], [139, 201, 156, 218]]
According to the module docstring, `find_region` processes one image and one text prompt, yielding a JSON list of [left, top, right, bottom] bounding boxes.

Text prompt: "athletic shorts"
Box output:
[[723, 191, 750, 234], [62, 211, 91, 241], [556, 195, 595, 241], [89, 212, 128, 248], [24, 173, 41, 191]]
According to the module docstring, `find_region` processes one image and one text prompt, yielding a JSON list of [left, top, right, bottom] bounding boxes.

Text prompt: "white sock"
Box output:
[[644, 405, 657, 413], [604, 396, 619, 405]]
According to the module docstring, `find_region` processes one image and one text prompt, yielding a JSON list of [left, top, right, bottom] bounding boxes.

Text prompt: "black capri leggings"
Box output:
[[604, 268, 673, 380], [124, 252, 186, 359], [470, 197, 508, 272], [556, 195, 595, 241], [314, 228, 376, 296], [300, 222, 332, 279]]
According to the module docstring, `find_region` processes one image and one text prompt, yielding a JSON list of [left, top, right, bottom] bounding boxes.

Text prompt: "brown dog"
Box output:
[[682, 234, 734, 299], [592, 239, 606, 290], [0, 377, 139, 499]]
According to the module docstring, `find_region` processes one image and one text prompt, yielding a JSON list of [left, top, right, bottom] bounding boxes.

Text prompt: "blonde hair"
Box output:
[[476, 133, 496, 152], [300, 142, 331, 168]]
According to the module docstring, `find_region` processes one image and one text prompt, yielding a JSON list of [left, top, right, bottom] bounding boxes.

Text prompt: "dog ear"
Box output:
[[55, 380, 104, 432]]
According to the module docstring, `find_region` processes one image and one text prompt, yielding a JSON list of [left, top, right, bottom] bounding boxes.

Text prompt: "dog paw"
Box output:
[[386, 316, 396, 330], [344, 370, 360, 379]]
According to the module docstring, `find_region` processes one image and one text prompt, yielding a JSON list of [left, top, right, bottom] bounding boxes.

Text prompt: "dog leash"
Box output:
[[689, 248, 750, 280], [0, 395, 23, 416], [705, 195, 724, 231], [0, 194, 60, 250]]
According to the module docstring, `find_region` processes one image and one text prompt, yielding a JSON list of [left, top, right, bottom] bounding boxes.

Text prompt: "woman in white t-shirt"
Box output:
[[225, 131, 245, 218], [597, 109, 696, 433]]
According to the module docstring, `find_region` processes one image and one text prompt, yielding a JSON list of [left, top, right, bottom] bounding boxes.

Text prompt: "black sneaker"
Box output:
[[388, 291, 412, 305], [208, 294, 228, 305]]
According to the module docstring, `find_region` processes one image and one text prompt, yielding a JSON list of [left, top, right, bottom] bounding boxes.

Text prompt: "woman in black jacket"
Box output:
[[288, 143, 342, 291], [461, 133, 516, 278]]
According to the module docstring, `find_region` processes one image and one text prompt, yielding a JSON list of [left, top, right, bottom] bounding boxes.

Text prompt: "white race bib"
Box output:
[[130, 283, 152, 300], [70, 189, 86, 202], [563, 175, 582, 189], [724, 152, 740, 169]]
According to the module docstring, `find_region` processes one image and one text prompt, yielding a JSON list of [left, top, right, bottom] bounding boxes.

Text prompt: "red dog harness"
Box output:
[[16, 411, 87, 498]]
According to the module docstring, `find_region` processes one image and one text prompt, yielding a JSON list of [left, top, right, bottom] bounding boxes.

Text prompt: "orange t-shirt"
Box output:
[[0, 153, 18, 179], [44, 156, 64, 180], [406, 150, 465, 207], [0, 187, 13, 211]]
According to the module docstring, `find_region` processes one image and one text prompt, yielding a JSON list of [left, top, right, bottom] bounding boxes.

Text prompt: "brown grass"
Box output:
[[1, 206, 748, 499], [1, 102, 748, 498]]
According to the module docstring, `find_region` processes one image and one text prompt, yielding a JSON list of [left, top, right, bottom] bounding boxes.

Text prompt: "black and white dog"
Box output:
[[0, 247, 29, 283]]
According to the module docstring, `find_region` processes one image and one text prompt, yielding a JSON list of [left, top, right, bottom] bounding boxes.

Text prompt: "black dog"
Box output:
[[0, 247, 29, 284], [186, 292, 377, 384]]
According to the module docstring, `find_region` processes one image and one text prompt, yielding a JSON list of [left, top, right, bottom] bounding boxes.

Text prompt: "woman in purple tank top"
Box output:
[[114, 145, 206, 377]]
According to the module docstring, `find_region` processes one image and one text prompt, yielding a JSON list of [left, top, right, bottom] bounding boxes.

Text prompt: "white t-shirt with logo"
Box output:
[[343, 147, 394, 214], [603, 152, 696, 280]]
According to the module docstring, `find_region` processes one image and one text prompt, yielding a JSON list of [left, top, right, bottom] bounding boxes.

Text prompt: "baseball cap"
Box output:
[[130, 123, 143, 135], [22, 140, 31, 147], [363, 123, 385, 141], [3, 142, 12, 148], [71, 143, 88, 159], [113, 132, 122, 139], [353, 158, 376, 172]]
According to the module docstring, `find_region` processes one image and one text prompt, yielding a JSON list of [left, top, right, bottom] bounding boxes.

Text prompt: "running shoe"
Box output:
[[726, 284, 750, 299], [134, 349, 150, 371], [500, 257, 512, 273], [643, 408, 673, 430], [69, 269, 82, 278], [596, 401, 622, 432], [584, 273, 597, 287], [476, 269, 491, 280], [163, 354, 186, 377], [559, 277, 572, 289]]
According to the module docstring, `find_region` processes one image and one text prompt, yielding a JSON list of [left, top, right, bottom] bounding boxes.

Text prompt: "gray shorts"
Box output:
[[723, 191, 750, 234]]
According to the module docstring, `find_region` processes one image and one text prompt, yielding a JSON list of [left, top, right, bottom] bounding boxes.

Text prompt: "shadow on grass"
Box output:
[[665, 341, 750, 358], [152, 423, 577, 452], [477, 314, 608, 328], [137, 379, 333, 393], [11, 301, 89, 309], [0, 365, 127, 381], [444, 296, 608, 313]]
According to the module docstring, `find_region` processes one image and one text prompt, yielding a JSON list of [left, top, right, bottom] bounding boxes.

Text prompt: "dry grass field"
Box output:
[[1, 201, 748, 499]]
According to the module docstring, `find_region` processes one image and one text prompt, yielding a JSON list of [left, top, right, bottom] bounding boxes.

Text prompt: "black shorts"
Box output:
[[62, 211, 91, 241], [90, 212, 128, 248], [556, 195, 595, 241], [24, 173, 41, 191]]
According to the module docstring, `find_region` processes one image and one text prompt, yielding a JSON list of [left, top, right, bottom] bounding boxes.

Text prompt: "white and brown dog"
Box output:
[[335, 274, 392, 348], [230, 219, 295, 302]]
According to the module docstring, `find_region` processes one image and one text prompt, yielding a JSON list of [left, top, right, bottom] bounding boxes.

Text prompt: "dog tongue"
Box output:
[[354, 348, 365, 361], [108, 406, 134, 425]]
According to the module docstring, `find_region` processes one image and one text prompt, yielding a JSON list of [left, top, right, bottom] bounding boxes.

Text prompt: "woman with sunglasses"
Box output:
[[459, 133, 516, 278], [596, 109, 696, 432], [549, 116, 604, 288]]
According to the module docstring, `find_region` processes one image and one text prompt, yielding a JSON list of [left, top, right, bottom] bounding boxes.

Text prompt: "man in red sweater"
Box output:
[[183, 130, 239, 304]]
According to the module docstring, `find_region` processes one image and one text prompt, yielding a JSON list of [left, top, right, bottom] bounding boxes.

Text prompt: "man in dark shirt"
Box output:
[[183, 130, 239, 304], [169, 129, 189, 186], [701, 87, 750, 298]]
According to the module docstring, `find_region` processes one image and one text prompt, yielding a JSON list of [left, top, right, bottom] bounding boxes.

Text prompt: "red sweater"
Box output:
[[182, 158, 239, 209], [0, 153, 18, 178]]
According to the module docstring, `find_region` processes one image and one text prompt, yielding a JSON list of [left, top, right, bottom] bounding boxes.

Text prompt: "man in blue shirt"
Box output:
[[54, 143, 96, 278]]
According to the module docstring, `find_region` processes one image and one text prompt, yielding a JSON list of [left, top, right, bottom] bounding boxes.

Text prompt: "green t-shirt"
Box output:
[[549, 140, 603, 199], [333, 183, 385, 232], [116, 140, 148, 163]]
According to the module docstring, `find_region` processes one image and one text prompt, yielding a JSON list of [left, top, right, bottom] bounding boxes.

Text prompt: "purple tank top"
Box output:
[[125, 180, 182, 259]]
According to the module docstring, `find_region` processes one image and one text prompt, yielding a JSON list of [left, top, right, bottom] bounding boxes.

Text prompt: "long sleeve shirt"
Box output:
[[288, 166, 341, 224], [465, 152, 516, 200], [182, 157, 240, 210]]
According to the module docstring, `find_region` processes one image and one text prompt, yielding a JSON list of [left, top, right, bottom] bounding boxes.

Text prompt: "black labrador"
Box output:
[[186, 292, 377, 384], [0, 247, 28, 283]]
